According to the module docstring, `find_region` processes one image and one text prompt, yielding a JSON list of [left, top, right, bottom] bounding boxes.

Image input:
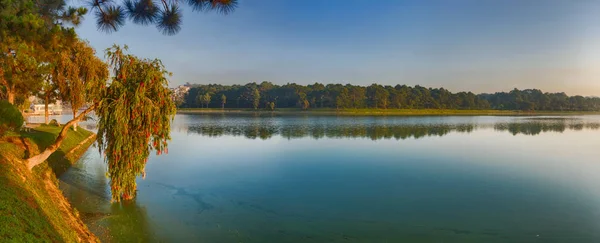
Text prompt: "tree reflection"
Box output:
[[187, 119, 599, 140], [59, 151, 156, 242], [494, 121, 600, 136]]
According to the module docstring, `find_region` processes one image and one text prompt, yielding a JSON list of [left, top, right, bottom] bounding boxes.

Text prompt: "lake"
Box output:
[[53, 114, 600, 242]]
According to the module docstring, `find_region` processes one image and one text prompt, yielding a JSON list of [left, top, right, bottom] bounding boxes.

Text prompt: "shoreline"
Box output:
[[177, 108, 600, 116], [0, 126, 98, 242]]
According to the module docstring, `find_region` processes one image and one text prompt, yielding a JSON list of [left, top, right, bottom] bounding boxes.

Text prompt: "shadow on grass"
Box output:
[[18, 128, 68, 176], [19, 125, 94, 177], [20, 129, 57, 152], [19, 137, 31, 159]]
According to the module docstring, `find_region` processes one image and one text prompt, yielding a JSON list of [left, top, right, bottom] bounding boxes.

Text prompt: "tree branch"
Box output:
[[26, 103, 97, 170], [0, 67, 7, 87]]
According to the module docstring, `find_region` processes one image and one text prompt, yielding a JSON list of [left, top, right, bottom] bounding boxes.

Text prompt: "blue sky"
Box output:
[[75, 0, 600, 96]]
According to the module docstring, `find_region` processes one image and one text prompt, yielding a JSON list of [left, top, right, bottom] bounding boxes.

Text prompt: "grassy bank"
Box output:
[[178, 108, 600, 116], [0, 125, 98, 242]]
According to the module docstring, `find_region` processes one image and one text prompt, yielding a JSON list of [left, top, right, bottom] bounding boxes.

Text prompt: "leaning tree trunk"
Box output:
[[27, 104, 95, 170]]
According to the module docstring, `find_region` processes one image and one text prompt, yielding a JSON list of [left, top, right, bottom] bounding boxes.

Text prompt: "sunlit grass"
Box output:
[[0, 125, 97, 242]]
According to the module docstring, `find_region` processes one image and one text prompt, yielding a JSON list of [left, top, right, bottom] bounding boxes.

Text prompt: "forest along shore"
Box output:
[[177, 108, 600, 116], [0, 125, 98, 242]]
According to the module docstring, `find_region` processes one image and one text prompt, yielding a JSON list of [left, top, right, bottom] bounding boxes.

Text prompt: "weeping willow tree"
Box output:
[[27, 45, 175, 202], [96, 45, 176, 201]]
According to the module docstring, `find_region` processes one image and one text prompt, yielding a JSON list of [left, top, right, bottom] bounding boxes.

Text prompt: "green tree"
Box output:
[[95, 45, 176, 201], [202, 93, 211, 108], [252, 88, 260, 110], [298, 92, 309, 110], [26, 45, 175, 203], [268, 101, 275, 111], [25, 42, 108, 170], [335, 87, 350, 109], [0, 42, 41, 105], [195, 92, 203, 108], [0, 0, 84, 105], [37, 78, 59, 124], [348, 85, 366, 108], [179, 83, 600, 112], [2, 1, 183, 205], [0, 100, 25, 136], [220, 94, 226, 109], [14, 95, 31, 114], [367, 84, 389, 109], [53, 39, 108, 131], [0, 1, 40, 104]]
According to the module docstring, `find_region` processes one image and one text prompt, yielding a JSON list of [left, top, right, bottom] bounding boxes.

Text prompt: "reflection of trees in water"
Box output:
[[187, 121, 600, 140], [279, 124, 476, 140], [494, 122, 600, 136], [101, 201, 156, 242], [60, 152, 156, 242]]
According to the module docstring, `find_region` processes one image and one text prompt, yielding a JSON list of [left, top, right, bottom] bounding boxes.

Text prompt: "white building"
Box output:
[[171, 85, 191, 105], [29, 98, 63, 115]]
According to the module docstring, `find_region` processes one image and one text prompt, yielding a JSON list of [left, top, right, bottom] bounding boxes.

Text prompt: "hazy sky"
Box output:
[[75, 0, 600, 96]]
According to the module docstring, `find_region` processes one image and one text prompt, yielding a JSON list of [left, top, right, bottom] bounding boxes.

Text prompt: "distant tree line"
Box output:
[[480, 89, 600, 111], [180, 82, 600, 111]]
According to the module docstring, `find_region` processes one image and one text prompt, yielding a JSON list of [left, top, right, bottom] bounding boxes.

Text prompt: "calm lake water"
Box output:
[[51, 114, 600, 243]]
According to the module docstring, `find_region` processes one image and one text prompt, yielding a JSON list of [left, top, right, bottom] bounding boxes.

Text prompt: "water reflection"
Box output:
[[494, 122, 600, 135], [59, 114, 600, 243], [183, 116, 600, 140], [59, 150, 157, 242]]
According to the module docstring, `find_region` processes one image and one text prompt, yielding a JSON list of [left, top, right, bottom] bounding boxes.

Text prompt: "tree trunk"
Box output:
[[7, 90, 15, 104], [0, 71, 13, 104], [72, 109, 78, 131], [44, 95, 49, 124], [27, 104, 95, 170]]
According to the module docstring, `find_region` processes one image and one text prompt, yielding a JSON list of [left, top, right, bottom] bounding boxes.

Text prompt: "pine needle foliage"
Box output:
[[89, 0, 238, 35]]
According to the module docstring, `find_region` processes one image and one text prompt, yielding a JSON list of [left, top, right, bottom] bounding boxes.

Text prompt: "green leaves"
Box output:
[[97, 45, 176, 202]]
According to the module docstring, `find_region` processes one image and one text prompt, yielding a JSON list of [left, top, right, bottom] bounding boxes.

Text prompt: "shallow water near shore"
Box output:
[[53, 114, 600, 242]]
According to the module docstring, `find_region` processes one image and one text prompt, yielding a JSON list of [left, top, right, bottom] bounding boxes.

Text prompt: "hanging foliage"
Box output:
[[96, 45, 176, 202]]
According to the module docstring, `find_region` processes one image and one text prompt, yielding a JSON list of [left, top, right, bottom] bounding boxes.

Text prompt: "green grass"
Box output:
[[21, 125, 94, 175], [178, 108, 600, 116], [0, 125, 97, 242]]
